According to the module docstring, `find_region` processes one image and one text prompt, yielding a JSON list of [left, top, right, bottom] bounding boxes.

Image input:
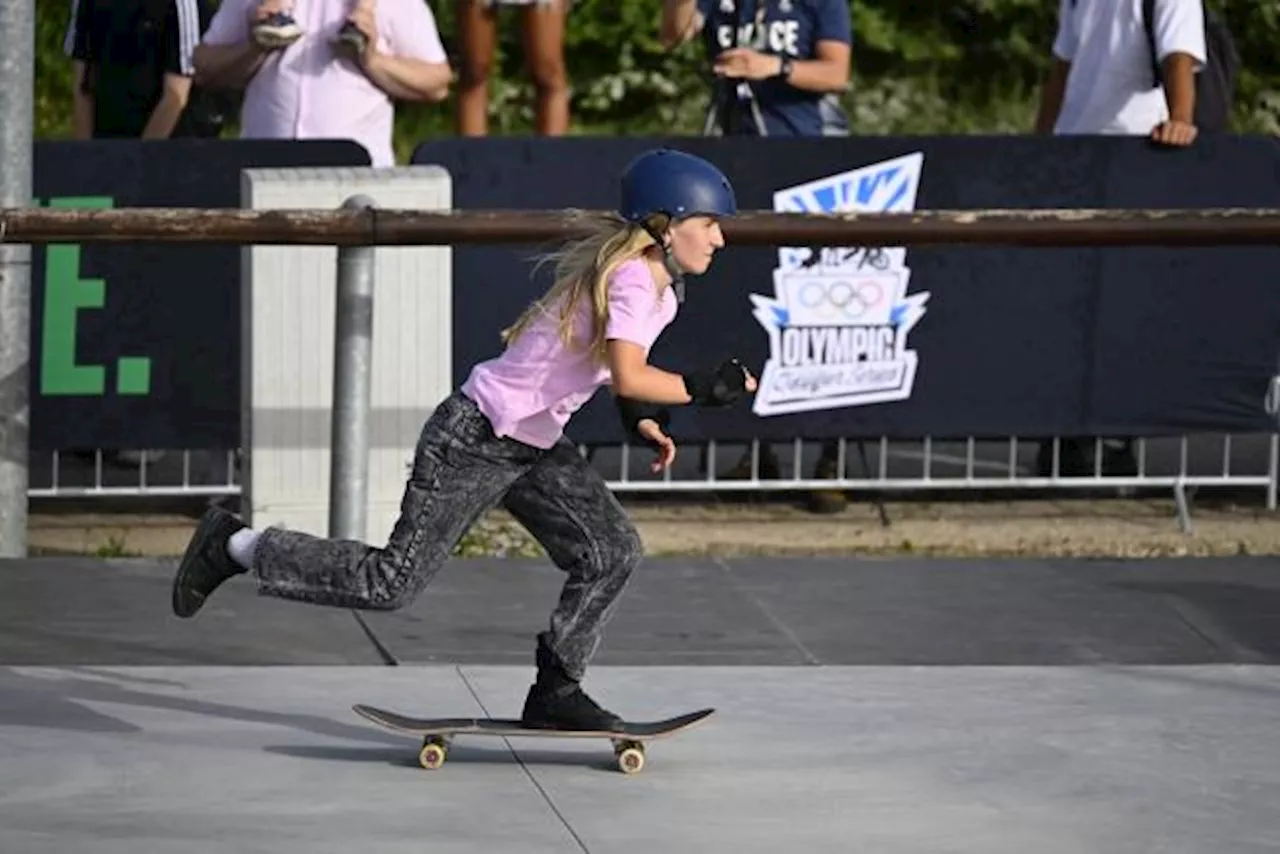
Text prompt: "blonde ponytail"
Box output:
[[500, 211, 667, 365]]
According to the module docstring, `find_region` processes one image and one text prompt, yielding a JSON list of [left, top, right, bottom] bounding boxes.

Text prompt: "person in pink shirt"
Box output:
[[169, 149, 756, 732], [191, 0, 452, 166]]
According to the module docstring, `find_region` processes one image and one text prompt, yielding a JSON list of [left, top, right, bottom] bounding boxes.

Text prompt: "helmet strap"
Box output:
[[663, 249, 686, 303], [641, 219, 687, 303]]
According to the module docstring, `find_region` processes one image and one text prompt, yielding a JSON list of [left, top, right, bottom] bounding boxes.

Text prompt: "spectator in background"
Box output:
[[63, 0, 224, 472], [660, 0, 851, 138], [1036, 0, 1204, 144], [65, 0, 225, 140], [660, 0, 854, 514], [1033, 0, 1206, 479], [193, 0, 453, 167], [455, 0, 571, 136]]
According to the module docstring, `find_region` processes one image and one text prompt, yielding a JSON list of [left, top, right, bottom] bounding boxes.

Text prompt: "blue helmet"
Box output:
[[618, 149, 737, 224]]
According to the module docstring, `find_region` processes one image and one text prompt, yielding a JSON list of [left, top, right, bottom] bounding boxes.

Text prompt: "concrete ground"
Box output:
[[2, 555, 1279, 852]]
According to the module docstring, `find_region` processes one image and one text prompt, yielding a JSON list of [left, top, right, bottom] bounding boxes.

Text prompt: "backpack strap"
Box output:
[[1142, 0, 1161, 88]]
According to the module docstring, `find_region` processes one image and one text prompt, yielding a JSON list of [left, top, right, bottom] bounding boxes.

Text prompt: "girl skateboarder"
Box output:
[[170, 148, 755, 732]]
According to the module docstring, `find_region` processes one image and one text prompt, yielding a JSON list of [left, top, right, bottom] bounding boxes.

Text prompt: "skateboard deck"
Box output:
[[352, 703, 715, 774]]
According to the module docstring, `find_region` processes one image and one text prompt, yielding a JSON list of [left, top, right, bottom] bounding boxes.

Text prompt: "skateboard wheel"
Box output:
[[419, 737, 447, 770], [615, 742, 645, 775]]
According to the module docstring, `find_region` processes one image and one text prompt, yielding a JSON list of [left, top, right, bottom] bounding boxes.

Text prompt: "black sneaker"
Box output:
[[171, 506, 247, 618], [520, 681, 624, 733]]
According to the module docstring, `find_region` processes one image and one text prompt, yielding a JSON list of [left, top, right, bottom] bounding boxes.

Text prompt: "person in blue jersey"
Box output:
[[661, 0, 855, 513], [660, 0, 852, 137]]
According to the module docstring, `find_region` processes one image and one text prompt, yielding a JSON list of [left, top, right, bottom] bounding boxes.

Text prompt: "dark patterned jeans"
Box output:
[[250, 390, 644, 680]]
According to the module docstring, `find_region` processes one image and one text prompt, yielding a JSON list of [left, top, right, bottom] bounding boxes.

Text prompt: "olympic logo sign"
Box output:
[[777, 270, 897, 327]]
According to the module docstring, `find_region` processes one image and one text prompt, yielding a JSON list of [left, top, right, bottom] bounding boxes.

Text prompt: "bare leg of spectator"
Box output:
[[520, 0, 569, 135], [455, 0, 497, 136]]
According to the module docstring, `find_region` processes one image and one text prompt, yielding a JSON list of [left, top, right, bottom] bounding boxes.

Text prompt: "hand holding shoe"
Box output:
[[250, 1, 304, 50], [334, 0, 376, 63]]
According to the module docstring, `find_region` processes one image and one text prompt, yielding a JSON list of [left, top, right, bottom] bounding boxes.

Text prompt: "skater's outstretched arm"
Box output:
[[607, 340, 758, 406], [607, 340, 694, 404]]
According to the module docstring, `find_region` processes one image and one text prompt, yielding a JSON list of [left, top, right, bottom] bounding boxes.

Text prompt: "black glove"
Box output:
[[615, 395, 671, 447], [682, 359, 749, 407]]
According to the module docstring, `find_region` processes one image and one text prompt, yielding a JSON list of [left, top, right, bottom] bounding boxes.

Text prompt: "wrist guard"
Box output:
[[616, 395, 671, 446], [682, 359, 748, 407]]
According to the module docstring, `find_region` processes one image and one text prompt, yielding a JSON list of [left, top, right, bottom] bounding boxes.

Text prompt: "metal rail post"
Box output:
[[328, 195, 377, 541], [0, 0, 35, 557], [1268, 360, 1280, 512]]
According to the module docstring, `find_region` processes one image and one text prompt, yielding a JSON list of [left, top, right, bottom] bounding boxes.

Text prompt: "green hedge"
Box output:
[[34, 0, 1280, 156]]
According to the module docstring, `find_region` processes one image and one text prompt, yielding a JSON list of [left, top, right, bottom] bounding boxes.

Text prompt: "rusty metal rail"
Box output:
[[4, 206, 1280, 246], [8, 201, 1280, 552]]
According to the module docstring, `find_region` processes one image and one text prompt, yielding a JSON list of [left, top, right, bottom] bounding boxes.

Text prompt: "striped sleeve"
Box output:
[[166, 0, 204, 76], [63, 0, 93, 61]]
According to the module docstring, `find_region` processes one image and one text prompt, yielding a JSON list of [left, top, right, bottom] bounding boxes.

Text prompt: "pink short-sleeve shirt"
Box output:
[[202, 0, 447, 166], [462, 258, 679, 449]]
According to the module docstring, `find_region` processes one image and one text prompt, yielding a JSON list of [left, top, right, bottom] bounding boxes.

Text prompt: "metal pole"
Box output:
[[328, 195, 377, 541], [0, 0, 35, 557], [1267, 433, 1277, 512]]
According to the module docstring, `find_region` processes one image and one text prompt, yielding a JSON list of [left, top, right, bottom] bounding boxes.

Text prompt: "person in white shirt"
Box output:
[[1033, 0, 1207, 480], [194, 0, 452, 168], [1035, 0, 1206, 146]]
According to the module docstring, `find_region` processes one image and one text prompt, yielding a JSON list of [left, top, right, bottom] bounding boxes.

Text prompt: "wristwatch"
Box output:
[[775, 57, 793, 81]]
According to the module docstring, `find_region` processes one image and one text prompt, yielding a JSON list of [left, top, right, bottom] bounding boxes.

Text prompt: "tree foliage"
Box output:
[[32, 0, 1280, 149]]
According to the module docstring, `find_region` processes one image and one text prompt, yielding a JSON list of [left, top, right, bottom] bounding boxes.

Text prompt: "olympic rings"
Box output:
[[796, 278, 883, 320]]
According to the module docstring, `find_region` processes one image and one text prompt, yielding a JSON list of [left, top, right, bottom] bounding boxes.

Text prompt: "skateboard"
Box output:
[[352, 703, 715, 775]]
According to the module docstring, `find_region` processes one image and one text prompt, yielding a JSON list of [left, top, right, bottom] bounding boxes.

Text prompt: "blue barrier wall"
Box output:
[[414, 134, 1280, 443], [29, 139, 368, 450], [27, 134, 1280, 450]]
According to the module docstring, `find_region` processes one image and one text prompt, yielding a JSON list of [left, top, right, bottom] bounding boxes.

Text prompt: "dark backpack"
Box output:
[[1141, 0, 1240, 131]]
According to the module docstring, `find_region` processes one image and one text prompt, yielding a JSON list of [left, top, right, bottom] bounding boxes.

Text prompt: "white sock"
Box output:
[[226, 528, 262, 570]]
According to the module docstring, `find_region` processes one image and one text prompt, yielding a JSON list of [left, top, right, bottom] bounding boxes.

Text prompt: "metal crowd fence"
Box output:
[[26, 430, 1279, 508], [7, 203, 1280, 542]]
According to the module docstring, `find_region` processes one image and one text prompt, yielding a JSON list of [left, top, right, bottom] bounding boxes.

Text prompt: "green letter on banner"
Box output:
[[40, 196, 116, 396]]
